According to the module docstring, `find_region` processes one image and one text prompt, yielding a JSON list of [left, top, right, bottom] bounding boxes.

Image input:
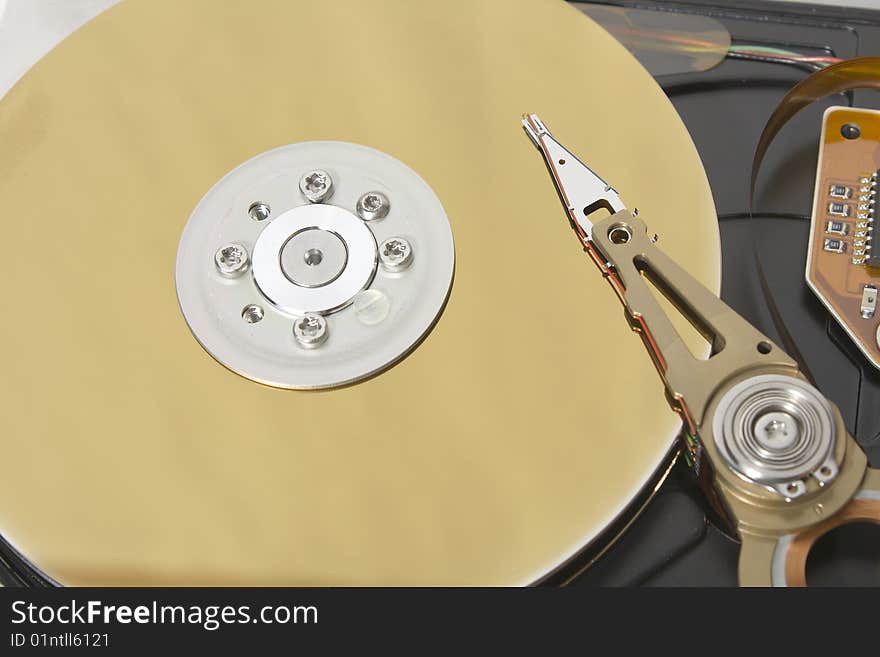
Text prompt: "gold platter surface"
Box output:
[[0, 0, 719, 585]]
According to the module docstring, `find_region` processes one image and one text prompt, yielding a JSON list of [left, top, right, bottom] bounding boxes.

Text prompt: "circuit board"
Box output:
[[807, 106, 880, 370]]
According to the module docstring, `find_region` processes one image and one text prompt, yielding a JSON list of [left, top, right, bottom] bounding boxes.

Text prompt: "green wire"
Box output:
[[729, 44, 805, 57], [731, 44, 834, 62], [730, 44, 829, 68]]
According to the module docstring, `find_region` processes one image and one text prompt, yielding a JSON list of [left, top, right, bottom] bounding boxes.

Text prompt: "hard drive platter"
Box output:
[[0, 0, 722, 585]]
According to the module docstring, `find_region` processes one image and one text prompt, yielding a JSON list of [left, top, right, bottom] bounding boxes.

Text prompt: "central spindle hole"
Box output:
[[304, 248, 324, 267]]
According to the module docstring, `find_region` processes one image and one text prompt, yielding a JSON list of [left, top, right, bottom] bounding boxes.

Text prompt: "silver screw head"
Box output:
[[214, 243, 250, 278], [299, 170, 333, 203], [293, 313, 328, 348], [753, 410, 799, 451], [379, 237, 413, 272], [356, 191, 390, 221]]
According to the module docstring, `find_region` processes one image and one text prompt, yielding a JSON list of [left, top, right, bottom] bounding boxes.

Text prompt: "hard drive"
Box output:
[[1, 0, 878, 587]]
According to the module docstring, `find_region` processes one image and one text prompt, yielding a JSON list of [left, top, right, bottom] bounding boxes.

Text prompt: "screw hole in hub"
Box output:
[[248, 202, 271, 222], [241, 304, 264, 324]]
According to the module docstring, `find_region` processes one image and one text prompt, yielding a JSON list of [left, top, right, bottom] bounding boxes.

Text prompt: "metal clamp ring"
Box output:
[[251, 204, 377, 315]]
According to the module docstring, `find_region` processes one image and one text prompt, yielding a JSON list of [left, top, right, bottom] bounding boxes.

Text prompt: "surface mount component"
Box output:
[[829, 184, 852, 200], [825, 220, 848, 236], [524, 114, 880, 587], [862, 284, 878, 320], [0, 0, 720, 586], [828, 201, 852, 217], [807, 106, 880, 370], [823, 238, 847, 254]]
